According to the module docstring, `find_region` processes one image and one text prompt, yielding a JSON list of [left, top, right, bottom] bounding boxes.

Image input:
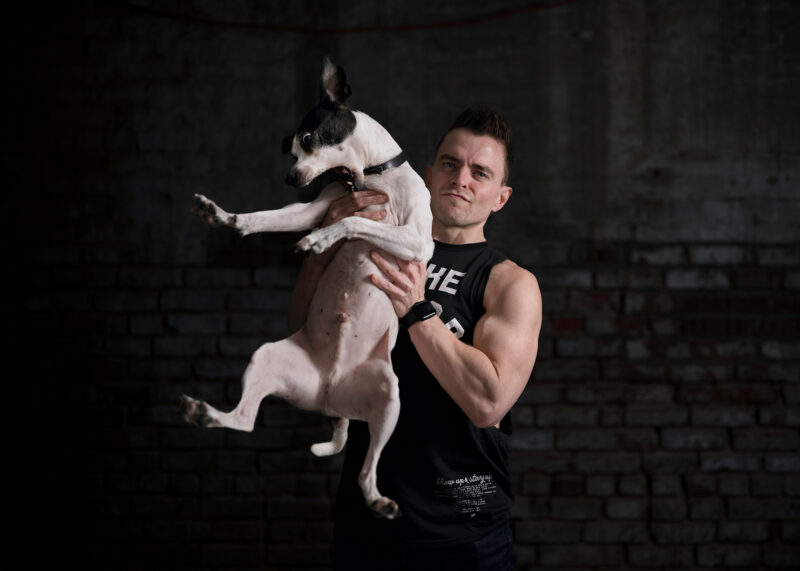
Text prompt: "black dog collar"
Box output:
[[298, 151, 408, 195], [334, 151, 407, 192], [364, 151, 407, 176]]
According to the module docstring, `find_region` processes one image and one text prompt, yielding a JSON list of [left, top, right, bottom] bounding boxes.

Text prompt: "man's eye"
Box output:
[[475, 171, 488, 179], [442, 161, 455, 168]]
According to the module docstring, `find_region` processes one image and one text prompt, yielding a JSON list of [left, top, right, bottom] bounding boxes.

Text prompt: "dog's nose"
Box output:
[[286, 172, 299, 187]]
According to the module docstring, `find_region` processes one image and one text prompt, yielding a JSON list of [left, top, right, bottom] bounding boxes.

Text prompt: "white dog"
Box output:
[[180, 58, 433, 519]]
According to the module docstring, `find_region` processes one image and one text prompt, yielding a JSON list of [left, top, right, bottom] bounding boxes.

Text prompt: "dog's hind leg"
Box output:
[[327, 358, 400, 519], [310, 417, 349, 457], [181, 332, 321, 432]]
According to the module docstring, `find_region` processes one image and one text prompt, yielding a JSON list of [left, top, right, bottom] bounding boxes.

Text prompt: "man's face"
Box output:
[[425, 128, 512, 232]]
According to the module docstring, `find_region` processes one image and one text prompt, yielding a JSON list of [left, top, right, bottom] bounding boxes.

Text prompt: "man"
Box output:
[[289, 109, 541, 570]]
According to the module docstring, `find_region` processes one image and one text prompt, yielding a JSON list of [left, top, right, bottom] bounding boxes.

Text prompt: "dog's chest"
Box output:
[[305, 241, 395, 359]]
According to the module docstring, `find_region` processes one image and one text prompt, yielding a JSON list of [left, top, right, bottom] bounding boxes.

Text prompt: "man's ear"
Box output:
[[424, 165, 432, 189], [492, 186, 512, 212]]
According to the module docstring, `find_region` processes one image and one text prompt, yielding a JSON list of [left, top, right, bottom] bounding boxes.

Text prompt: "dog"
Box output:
[[180, 57, 434, 519]]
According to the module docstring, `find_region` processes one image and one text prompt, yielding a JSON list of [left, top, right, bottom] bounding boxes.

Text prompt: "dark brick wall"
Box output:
[[10, 1, 798, 569]]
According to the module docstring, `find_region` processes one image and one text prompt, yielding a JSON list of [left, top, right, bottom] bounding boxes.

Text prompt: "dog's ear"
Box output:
[[319, 56, 351, 108]]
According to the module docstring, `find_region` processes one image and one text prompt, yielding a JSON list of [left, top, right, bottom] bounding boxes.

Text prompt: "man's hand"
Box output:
[[299, 190, 389, 263], [369, 250, 427, 318], [321, 190, 388, 227]]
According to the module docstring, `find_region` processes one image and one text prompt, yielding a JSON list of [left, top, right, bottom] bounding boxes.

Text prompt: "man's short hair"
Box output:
[[434, 108, 514, 185]]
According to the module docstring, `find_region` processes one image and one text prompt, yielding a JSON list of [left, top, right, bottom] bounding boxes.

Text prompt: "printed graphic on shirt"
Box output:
[[434, 473, 498, 516], [427, 263, 465, 295], [430, 300, 465, 339], [427, 263, 466, 339]]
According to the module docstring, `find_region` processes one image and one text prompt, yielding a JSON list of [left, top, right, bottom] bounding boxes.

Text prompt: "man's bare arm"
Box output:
[[370, 255, 542, 428]]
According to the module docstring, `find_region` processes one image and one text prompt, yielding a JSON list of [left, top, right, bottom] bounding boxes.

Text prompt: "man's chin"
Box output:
[[431, 211, 472, 228]]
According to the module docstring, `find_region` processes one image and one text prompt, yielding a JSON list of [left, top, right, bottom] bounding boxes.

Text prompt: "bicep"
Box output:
[[473, 269, 542, 402]]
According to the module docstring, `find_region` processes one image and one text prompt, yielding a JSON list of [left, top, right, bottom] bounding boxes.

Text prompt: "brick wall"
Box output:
[[512, 239, 799, 569], [10, 1, 798, 569]]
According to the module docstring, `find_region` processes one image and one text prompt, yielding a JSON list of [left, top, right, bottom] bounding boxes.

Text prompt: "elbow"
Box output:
[[468, 401, 506, 429]]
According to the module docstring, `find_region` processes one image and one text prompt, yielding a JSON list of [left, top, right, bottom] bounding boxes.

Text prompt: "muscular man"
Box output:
[[289, 109, 541, 570]]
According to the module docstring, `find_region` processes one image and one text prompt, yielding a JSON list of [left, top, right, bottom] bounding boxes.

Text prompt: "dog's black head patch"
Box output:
[[283, 57, 357, 155], [293, 106, 356, 152]]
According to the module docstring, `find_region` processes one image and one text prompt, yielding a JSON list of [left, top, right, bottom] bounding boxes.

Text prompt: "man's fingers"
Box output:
[[323, 191, 388, 227], [370, 251, 408, 285], [370, 273, 407, 299], [332, 190, 387, 209], [383, 255, 425, 283], [354, 209, 387, 221], [354, 190, 389, 204]]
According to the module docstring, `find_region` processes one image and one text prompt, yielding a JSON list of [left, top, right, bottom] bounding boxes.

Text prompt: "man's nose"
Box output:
[[451, 166, 469, 187]]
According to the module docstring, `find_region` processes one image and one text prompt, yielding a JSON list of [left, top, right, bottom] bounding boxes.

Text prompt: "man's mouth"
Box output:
[[442, 192, 470, 203]]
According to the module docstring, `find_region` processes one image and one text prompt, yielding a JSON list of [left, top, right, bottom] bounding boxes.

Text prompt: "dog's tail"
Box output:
[[310, 417, 349, 456]]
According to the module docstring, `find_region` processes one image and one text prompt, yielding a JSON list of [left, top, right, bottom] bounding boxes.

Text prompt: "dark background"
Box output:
[[8, 0, 799, 569]]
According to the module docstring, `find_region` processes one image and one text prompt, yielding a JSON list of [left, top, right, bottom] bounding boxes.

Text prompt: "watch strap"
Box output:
[[400, 300, 437, 328]]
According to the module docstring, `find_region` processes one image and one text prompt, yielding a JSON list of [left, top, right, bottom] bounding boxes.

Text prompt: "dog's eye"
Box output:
[[301, 132, 313, 148]]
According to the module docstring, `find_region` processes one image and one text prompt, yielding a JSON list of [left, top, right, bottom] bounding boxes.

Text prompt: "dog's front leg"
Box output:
[[192, 187, 344, 236], [297, 216, 434, 261]]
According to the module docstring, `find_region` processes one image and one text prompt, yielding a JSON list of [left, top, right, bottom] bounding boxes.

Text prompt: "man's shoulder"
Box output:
[[488, 258, 539, 289], [485, 258, 541, 311]]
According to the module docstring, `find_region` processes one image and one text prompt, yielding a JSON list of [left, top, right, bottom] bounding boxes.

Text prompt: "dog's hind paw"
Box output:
[[370, 498, 401, 520], [180, 394, 213, 427]]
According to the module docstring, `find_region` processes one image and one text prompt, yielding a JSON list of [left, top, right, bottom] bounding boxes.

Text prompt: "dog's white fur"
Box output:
[[182, 102, 433, 518]]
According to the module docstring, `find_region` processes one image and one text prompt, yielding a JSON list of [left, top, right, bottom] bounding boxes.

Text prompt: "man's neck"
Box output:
[[432, 221, 486, 245]]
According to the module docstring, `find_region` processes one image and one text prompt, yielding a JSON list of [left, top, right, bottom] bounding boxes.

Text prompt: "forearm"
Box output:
[[408, 318, 509, 428], [371, 255, 541, 429]]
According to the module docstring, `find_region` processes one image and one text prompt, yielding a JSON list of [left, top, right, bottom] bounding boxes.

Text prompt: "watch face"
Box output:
[[401, 301, 436, 327], [418, 305, 436, 319], [415, 301, 436, 320]]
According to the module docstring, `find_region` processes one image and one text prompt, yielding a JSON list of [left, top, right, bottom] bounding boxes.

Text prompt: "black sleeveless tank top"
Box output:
[[334, 240, 513, 546]]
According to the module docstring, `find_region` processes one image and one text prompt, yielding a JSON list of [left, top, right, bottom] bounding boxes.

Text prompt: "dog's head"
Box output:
[[283, 58, 367, 190]]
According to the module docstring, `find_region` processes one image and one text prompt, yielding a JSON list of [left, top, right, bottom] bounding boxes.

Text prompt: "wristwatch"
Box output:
[[400, 300, 437, 328]]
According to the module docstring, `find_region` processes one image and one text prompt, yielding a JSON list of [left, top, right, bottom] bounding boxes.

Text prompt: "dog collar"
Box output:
[[364, 152, 406, 176], [326, 152, 407, 193]]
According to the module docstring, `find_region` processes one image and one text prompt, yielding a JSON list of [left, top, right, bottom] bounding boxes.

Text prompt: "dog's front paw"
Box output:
[[192, 193, 236, 228], [296, 228, 337, 254]]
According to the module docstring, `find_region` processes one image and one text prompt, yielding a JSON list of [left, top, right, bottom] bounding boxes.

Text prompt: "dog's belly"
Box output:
[[305, 240, 397, 377]]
